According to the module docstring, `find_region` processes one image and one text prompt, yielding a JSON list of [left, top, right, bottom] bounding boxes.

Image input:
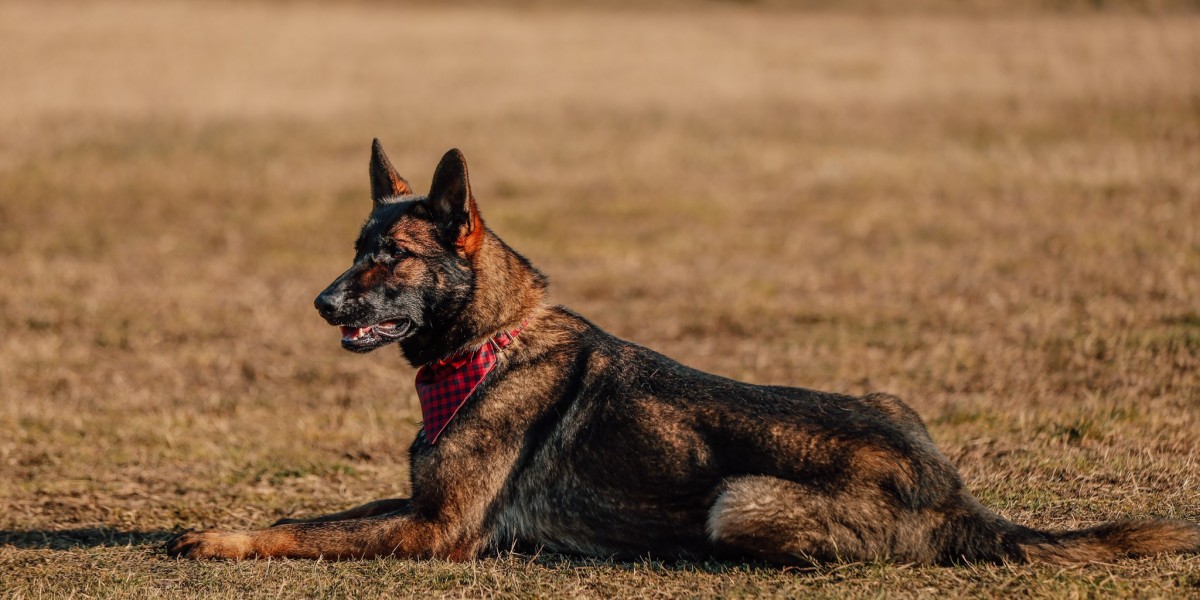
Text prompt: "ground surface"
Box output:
[[2, 1, 1199, 598]]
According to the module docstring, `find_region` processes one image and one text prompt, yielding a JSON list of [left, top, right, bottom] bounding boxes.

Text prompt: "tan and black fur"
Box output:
[[166, 141, 1200, 565]]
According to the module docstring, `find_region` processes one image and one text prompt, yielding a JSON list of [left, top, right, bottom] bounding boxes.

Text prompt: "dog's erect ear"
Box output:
[[369, 138, 413, 205], [426, 148, 483, 254]]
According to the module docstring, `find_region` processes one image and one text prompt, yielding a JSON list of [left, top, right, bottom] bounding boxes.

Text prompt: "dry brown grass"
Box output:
[[2, 1, 1199, 597]]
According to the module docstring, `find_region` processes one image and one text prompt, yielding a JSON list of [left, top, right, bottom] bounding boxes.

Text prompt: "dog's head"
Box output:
[[314, 140, 485, 357]]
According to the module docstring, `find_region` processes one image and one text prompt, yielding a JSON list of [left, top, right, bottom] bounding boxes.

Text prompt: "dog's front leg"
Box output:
[[166, 510, 465, 560]]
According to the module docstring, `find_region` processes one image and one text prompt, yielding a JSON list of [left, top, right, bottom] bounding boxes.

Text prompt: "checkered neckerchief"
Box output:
[[414, 321, 526, 444]]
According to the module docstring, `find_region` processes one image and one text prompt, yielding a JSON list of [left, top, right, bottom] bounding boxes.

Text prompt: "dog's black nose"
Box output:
[[314, 290, 342, 320]]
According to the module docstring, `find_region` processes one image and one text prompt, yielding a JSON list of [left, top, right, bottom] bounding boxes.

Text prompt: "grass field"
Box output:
[[2, 1, 1199, 597]]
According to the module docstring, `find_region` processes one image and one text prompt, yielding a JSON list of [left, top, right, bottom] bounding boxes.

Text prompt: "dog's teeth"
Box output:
[[340, 325, 373, 342]]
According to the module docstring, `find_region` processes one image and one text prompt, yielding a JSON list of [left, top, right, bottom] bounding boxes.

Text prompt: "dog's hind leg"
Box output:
[[272, 498, 410, 526], [707, 475, 932, 564]]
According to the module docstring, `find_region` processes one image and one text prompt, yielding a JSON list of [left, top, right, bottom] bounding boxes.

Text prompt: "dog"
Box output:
[[166, 140, 1200, 564]]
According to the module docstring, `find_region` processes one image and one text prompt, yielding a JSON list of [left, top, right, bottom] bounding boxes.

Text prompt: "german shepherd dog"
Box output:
[[167, 140, 1200, 564]]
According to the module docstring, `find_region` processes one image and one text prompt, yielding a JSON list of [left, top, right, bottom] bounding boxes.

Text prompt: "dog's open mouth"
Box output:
[[338, 319, 413, 352]]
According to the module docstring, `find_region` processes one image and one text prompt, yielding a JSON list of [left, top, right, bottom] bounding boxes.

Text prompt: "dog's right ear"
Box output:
[[369, 138, 413, 205]]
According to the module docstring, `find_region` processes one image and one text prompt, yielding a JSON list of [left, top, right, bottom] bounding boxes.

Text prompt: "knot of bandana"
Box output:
[[414, 321, 526, 444]]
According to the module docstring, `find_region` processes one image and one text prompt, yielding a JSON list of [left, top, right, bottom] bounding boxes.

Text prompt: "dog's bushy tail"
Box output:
[[940, 496, 1200, 565], [1010, 519, 1200, 564]]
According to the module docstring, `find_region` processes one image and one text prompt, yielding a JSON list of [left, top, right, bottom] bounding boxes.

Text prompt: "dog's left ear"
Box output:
[[426, 148, 483, 255]]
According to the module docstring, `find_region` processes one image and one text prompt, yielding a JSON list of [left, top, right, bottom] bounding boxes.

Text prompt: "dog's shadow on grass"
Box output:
[[0, 528, 176, 550], [522, 551, 825, 577]]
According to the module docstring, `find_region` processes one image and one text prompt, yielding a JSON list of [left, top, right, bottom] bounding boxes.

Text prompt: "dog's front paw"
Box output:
[[165, 529, 255, 560]]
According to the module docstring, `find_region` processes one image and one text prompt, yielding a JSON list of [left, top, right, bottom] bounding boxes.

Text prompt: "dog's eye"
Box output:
[[389, 247, 409, 260]]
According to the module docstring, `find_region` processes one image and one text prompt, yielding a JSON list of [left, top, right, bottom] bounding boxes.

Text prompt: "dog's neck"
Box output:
[[400, 229, 547, 367]]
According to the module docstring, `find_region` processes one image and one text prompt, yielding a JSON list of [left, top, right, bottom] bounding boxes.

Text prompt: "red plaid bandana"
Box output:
[[414, 321, 526, 444]]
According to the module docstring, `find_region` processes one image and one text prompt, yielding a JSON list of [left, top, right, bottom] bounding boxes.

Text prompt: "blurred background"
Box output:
[[1, 0, 1198, 594]]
